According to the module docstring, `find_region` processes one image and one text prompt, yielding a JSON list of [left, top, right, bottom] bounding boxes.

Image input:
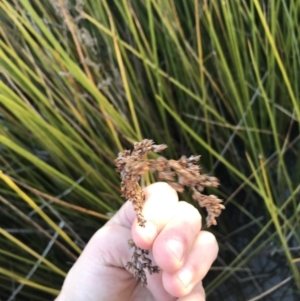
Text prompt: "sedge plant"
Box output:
[[0, 0, 299, 300]]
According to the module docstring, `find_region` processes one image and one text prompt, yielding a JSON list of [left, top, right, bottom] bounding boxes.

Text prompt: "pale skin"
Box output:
[[55, 182, 219, 301]]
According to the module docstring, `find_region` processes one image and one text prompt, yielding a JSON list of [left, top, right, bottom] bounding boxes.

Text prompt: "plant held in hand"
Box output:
[[115, 139, 224, 286]]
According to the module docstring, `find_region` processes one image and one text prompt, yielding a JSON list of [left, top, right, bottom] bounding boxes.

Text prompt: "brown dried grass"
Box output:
[[115, 139, 225, 286]]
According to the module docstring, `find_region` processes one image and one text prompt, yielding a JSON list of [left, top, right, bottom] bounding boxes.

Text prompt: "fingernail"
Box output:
[[165, 239, 184, 260], [177, 267, 193, 288]]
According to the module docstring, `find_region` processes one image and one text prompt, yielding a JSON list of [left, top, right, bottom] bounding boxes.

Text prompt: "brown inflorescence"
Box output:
[[115, 139, 225, 286], [126, 239, 160, 287]]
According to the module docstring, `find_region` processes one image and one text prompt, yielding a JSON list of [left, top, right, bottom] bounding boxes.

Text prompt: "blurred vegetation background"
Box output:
[[0, 0, 299, 300]]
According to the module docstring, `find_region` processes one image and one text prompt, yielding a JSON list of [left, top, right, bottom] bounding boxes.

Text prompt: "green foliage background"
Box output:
[[0, 0, 299, 300]]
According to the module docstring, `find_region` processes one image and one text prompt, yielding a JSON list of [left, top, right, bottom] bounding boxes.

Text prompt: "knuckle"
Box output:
[[177, 201, 201, 221]]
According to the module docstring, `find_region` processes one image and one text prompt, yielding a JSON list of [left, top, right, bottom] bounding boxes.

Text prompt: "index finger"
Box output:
[[106, 182, 179, 249], [132, 182, 179, 249]]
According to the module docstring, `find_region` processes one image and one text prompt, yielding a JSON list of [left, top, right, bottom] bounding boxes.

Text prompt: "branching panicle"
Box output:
[[115, 139, 225, 285], [115, 139, 224, 228], [126, 239, 160, 286]]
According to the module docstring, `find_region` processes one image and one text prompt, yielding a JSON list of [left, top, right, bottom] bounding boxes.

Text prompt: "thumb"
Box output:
[[74, 199, 138, 269], [63, 199, 137, 280], [57, 223, 134, 300], [71, 199, 137, 271]]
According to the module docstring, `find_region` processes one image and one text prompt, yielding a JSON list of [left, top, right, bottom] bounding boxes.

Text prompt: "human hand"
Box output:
[[55, 182, 218, 301]]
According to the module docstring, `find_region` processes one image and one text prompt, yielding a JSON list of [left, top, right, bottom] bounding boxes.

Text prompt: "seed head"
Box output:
[[115, 139, 225, 286]]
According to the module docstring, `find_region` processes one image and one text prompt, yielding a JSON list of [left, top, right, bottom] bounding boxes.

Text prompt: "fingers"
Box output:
[[145, 270, 177, 301], [107, 182, 179, 250], [132, 182, 179, 249], [162, 231, 218, 298], [177, 281, 205, 301], [152, 201, 201, 272], [106, 182, 217, 300]]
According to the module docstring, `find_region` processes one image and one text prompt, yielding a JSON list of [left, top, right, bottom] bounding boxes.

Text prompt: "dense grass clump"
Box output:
[[0, 0, 299, 300]]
